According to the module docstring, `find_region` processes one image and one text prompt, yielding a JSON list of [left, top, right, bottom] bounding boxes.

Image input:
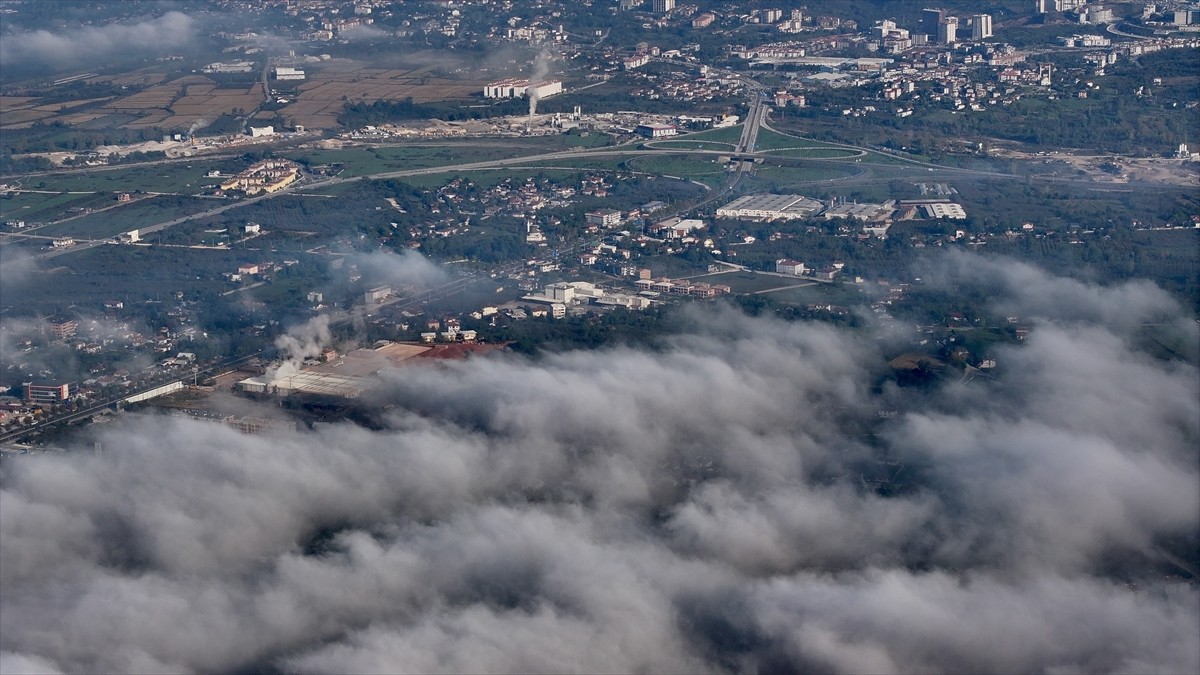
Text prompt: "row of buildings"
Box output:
[[218, 159, 302, 195], [482, 78, 563, 99]]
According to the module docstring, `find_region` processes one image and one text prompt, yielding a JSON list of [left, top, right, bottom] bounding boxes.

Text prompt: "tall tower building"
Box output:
[[652, 0, 674, 13], [922, 7, 945, 37], [937, 16, 958, 44], [972, 14, 993, 39]]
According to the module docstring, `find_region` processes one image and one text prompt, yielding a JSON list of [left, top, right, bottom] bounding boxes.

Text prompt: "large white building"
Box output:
[[273, 66, 306, 80], [922, 202, 967, 219], [483, 78, 563, 99], [716, 194, 825, 221], [823, 201, 895, 221]]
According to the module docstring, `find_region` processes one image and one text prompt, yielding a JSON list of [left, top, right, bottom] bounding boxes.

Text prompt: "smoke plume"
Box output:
[[0, 255, 1197, 674], [269, 315, 332, 381], [187, 119, 211, 137], [528, 48, 552, 122]]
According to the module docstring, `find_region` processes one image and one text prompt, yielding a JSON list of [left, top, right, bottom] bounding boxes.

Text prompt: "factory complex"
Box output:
[[483, 78, 564, 99], [236, 341, 497, 400], [716, 193, 968, 224]]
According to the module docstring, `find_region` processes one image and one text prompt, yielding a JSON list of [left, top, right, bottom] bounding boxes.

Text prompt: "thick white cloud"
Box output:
[[1, 256, 1196, 674], [1, 12, 198, 69]]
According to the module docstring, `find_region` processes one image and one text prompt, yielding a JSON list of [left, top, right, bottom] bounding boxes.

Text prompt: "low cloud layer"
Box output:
[[1, 257, 1197, 674], [1, 12, 197, 71]]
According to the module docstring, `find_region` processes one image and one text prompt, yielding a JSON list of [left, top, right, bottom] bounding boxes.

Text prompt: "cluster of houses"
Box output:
[[217, 159, 301, 196]]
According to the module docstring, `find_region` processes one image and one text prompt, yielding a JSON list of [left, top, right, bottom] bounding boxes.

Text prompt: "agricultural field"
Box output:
[[277, 62, 488, 130], [1, 74, 264, 133]]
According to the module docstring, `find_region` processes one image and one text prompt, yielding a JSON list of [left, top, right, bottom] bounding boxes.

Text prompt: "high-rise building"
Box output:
[[922, 7, 945, 37], [972, 14, 993, 39], [652, 0, 674, 14], [937, 16, 958, 44], [1035, 0, 1046, 14]]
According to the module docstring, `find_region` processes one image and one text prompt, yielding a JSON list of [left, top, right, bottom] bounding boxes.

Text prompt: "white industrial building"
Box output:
[[635, 123, 677, 138], [823, 201, 896, 221], [483, 78, 563, 99], [716, 194, 825, 221], [922, 202, 967, 219], [274, 66, 306, 80]]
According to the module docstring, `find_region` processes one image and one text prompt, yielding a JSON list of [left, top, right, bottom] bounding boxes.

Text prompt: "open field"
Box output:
[[35, 196, 218, 239], [283, 143, 569, 177], [762, 147, 863, 159], [3, 58, 490, 135], [0, 191, 112, 224], [279, 60, 487, 129], [680, 125, 745, 145], [624, 155, 726, 187], [647, 139, 737, 151], [684, 271, 864, 306], [754, 128, 844, 151], [742, 163, 862, 189], [1, 74, 267, 132], [12, 159, 238, 194], [0, 243, 278, 314]]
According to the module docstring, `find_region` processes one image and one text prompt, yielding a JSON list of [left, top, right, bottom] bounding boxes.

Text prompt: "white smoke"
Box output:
[[269, 315, 332, 381], [187, 118, 211, 137], [528, 48, 552, 123]]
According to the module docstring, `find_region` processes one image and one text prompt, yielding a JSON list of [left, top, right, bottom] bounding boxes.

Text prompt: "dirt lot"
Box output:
[[993, 147, 1200, 187]]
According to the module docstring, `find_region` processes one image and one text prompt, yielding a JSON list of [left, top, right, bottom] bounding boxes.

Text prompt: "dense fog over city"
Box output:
[[2, 257, 1196, 674]]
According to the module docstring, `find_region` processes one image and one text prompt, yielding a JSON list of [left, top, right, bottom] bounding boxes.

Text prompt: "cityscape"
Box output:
[[0, 1, 1197, 673]]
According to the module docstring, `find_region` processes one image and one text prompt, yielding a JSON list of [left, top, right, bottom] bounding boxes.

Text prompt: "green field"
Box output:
[[35, 196, 217, 239], [16, 160, 231, 195], [646, 139, 737, 151], [753, 128, 843, 151], [684, 270, 864, 306], [283, 141, 593, 178], [742, 163, 861, 190], [679, 125, 745, 144], [0, 191, 113, 224], [624, 155, 725, 187], [286, 145, 486, 177], [762, 147, 864, 159]]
